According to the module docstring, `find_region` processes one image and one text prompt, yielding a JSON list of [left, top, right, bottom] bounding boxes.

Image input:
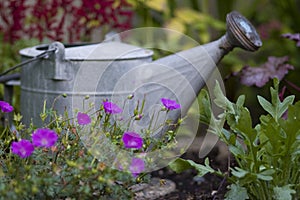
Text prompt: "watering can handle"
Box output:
[[0, 48, 56, 78], [0, 41, 69, 81], [47, 42, 71, 81]]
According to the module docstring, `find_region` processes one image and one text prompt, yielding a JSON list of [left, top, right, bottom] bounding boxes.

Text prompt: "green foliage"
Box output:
[[169, 157, 221, 177], [0, 34, 39, 73], [224, 184, 249, 200], [0, 150, 135, 199], [128, 0, 225, 51], [169, 79, 300, 199], [0, 113, 137, 199], [257, 79, 295, 122], [273, 185, 296, 200], [0, 94, 181, 199]]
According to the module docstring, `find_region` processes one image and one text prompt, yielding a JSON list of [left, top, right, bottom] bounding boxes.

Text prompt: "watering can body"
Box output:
[[20, 42, 153, 126], [19, 11, 261, 127]]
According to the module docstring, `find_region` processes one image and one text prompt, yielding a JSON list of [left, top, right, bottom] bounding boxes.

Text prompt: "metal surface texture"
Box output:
[[20, 42, 153, 125], [225, 11, 262, 51]]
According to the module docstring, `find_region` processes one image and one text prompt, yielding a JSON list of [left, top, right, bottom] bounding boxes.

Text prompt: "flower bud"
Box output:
[[127, 94, 134, 99], [135, 114, 143, 120]]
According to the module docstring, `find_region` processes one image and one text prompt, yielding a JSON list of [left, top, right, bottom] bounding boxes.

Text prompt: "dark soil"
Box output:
[[152, 139, 233, 200]]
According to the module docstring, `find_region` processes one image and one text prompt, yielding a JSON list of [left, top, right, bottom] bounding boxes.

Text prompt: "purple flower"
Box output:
[[77, 112, 91, 125], [11, 139, 34, 158], [102, 101, 122, 114], [129, 158, 145, 177], [236, 56, 294, 87], [161, 98, 181, 110], [282, 33, 300, 47], [32, 128, 58, 148], [0, 101, 14, 113], [122, 132, 143, 149]]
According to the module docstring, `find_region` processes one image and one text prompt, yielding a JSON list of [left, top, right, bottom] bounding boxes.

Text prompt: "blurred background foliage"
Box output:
[[1, 0, 300, 121]]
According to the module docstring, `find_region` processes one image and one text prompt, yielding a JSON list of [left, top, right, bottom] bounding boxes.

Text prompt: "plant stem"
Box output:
[[90, 157, 96, 167], [284, 79, 300, 93], [153, 110, 164, 130]]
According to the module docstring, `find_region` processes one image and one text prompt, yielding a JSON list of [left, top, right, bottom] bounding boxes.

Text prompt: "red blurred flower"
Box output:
[[0, 0, 133, 43]]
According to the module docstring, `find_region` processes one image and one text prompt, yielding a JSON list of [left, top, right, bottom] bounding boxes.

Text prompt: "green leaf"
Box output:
[[212, 81, 257, 144], [281, 101, 300, 160], [199, 88, 226, 140], [231, 167, 249, 178], [225, 184, 249, 200], [236, 95, 246, 108], [13, 113, 23, 122], [198, 89, 212, 125], [213, 81, 256, 143], [258, 79, 295, 121], [258, 95, 274, 117], [259, 168, 275, 175], [168, 158, 193, 173], [229, 145, 245, 158], [270, 78, 280, 106], [213, 81, 234, 113], [273, 185, 296, 200], [259, 115, 284, 151], [191, 158, 216, 177], [278, 95, 295, 118], [226, 106, 257, 147], [257, 168, 275, 181], [169, 158, 216, 177]]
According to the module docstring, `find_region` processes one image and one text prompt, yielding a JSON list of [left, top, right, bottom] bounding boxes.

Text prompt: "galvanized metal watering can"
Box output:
[[19, 11, 261, 129]]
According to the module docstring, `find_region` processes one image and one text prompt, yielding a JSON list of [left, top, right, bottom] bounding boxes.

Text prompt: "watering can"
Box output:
[[18, 11, 261, 130]]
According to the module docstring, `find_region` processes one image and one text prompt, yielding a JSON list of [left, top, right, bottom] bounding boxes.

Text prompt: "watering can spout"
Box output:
[[164, 10, 262, 65], [122, 11, 262, 138]]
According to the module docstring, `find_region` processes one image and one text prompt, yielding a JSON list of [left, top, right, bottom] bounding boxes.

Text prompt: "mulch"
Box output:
[[152, 140, 232, 200]]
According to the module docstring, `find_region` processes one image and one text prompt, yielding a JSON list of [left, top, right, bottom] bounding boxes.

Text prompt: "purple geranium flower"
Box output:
[[11, 139, 34, 158], [122, 132, 143, 149], [161, 98, 181, 111], [32, 128, 58, 148], [129, 158, 145, 177], [282, 33, 300, 47], [0, 101, 14, 113], [77, 112, 91, 125], [102, 101, 122, 114]]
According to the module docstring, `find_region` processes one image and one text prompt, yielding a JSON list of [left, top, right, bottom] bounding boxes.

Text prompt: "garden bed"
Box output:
[[151, 137, 232, 200]]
